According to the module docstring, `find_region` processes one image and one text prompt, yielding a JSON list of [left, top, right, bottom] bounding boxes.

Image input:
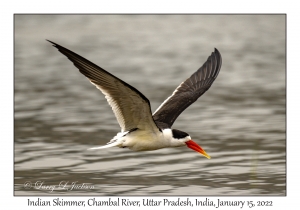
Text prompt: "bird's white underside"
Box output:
[[88, 128, 191, 151]]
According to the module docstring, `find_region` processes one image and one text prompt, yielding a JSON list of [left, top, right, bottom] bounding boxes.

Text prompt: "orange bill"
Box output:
[[185, 140, 211, 159]]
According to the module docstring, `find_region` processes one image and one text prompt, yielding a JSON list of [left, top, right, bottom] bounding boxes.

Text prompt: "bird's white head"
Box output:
[[171, 129, 211, 159]]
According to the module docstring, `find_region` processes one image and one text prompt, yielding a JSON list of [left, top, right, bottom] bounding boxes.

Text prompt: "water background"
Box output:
[[14, 15, 285, 195]]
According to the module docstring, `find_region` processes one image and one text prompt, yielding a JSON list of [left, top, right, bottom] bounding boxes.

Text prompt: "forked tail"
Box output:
[[88, 131, 128, 150], [87, 141, 121, 150]]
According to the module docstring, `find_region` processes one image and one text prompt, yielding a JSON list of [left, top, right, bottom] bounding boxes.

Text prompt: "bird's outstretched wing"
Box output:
[[153, 48, 222, 129], [48, 40, 159, 133]]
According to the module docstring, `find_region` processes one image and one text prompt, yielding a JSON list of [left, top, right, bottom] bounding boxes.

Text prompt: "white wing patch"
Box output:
[[153, 82, 184, 115], [90, 80, 157, 133]]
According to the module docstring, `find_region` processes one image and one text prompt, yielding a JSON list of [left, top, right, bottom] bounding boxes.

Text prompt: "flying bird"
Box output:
[[48, 40, 222, 159]]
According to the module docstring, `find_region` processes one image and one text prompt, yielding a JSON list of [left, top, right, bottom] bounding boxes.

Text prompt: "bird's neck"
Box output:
[[162, 128, 185, 147]]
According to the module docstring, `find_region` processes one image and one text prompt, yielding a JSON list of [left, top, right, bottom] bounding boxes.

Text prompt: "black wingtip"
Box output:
[[213, 48, 222, 78], [214, 48, 220, 54], [212, 48, 221, 63], [46, 39, 59, 47]]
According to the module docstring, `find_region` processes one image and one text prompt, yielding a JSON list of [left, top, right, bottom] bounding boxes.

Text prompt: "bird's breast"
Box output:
[[122, 129, 168, 151]]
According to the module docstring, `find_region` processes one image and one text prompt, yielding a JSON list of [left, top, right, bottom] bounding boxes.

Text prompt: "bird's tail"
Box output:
[[87, 131, 128, 150], [87, 141, 121, 150]]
